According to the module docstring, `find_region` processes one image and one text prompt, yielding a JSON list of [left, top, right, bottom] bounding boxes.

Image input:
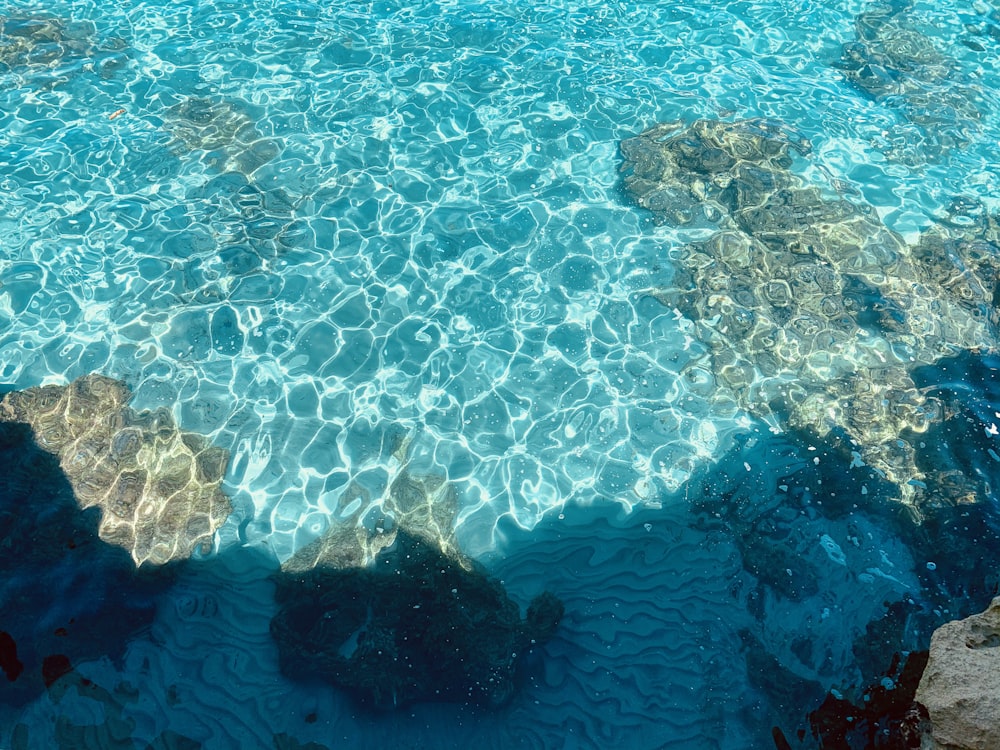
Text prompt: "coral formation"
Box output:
[[0, 374, 232, 565], [620, 118, 1000, 506]]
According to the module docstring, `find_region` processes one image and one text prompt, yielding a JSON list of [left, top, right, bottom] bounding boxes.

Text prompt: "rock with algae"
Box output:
[[270, 464, 563, 709], [0, 374, 232, 565], [620, 118, 1000, 505]]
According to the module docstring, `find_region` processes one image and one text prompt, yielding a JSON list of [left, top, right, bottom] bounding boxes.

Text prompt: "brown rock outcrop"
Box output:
[[916, 597, 1000, 750]]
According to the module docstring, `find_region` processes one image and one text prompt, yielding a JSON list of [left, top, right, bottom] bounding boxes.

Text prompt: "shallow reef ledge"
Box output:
[[0, 374, 232, 565], [916, 596, 1000, 750]]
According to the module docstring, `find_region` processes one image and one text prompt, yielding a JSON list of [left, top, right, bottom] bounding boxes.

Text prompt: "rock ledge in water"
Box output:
[[916, 597, 1000, 750]]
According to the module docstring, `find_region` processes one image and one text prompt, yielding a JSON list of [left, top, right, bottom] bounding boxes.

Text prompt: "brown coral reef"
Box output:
[[0, 374, 232, 565]]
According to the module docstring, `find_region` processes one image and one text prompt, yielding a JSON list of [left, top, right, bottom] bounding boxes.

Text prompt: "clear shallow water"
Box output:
[[4, 0, 1000, 747]]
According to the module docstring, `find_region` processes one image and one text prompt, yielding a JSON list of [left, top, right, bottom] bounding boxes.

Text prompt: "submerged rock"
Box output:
[[188, 170, 300, 276], [0, 374, 232, 565], [162, 95, 281, 177], [271, 529, 562, 709], [271, 519, 562, 709], [9, 667, 202, 749], [833, 1, 983, 163], [0, 11, 129, 82], [0, 420, 172, 705], [272, 445, 562, 710], [838, 2, 957, 99], [807, 650, 930, 749], [158, 96, 297, 274], [620, 118, 1000, 506], [916, 597, 1000, 750]]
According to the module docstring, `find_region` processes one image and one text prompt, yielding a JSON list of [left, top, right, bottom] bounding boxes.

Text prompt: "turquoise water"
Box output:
[[4, 0, 1000, 747]]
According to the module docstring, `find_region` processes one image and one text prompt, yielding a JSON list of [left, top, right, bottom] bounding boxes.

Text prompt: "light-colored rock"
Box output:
[[916, 596, 1000, 750]]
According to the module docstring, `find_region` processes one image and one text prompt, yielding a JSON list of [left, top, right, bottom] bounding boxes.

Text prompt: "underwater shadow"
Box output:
[[689, 348, 1000, 749], [0, 420, 177, 706], [269, 527, 563, 713]]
